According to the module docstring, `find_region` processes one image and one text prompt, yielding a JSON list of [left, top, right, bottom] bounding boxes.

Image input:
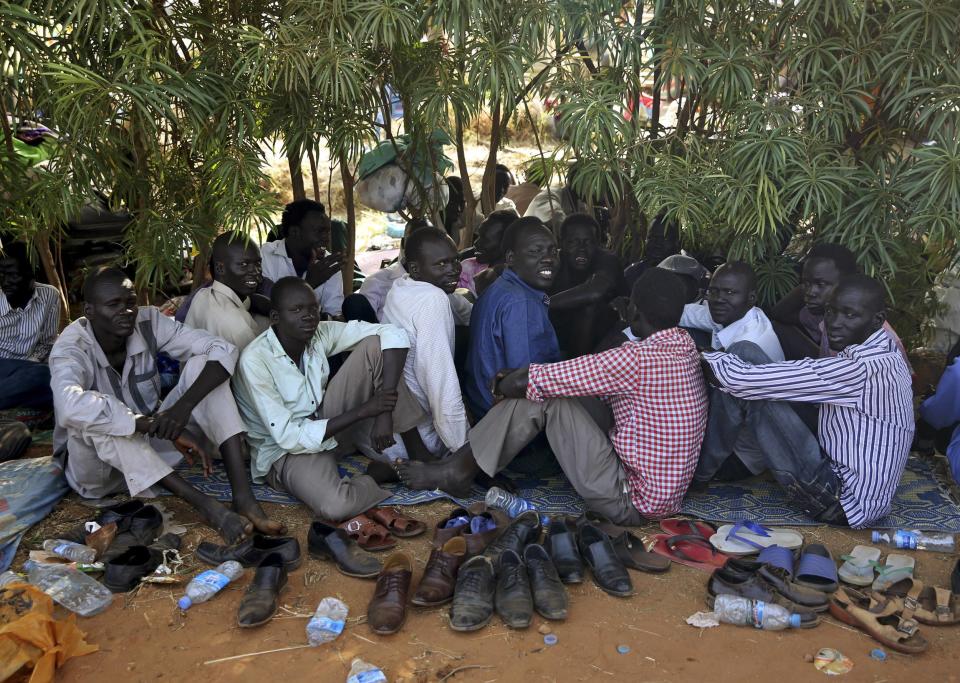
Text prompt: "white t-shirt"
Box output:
[[680, 302, 785, 361]]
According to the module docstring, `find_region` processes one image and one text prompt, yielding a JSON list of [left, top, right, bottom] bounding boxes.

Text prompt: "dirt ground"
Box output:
[[12, 491, 959, 683]]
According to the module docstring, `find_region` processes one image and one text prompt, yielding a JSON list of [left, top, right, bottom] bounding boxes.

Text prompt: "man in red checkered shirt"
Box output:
[[399, 268, 708, 523]]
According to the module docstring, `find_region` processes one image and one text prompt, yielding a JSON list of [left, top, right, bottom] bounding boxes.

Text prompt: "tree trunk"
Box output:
[[480, 100, 502, 216], [339, 155, 356, 296], [288, 150, 306, 200], [307, 146, 321, 201], [36, 230, 70, 326], [455, 110, 477, 249]]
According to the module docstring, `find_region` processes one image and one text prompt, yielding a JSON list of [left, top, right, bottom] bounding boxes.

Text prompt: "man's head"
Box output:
[[802, 243, 859, 315], [399, 218, 434, 266], [658, 253, 708, 303], [0, 242, 36, 303], [706, 261, 757, 326], [269, 276, 320, 344], [824, 274, 886, 351], [473, 210, 517, 265], [502, 217, 558, 291], [405, 227, 462, 294], [495, 164, 513, 203], [443, 176, 465, 232], [82, 267, 138, 340], [211, 231, 262, 298], [559, 213, 600, 273], [628, 268, 686, 338], [281, 199, 331, 258]]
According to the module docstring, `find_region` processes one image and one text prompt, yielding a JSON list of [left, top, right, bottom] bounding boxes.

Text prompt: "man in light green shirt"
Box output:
[[233, 277, 427, 521]]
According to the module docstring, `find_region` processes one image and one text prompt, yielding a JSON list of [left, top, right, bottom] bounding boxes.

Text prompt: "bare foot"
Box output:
[[366, 460, 400, 484], [235, 500, 287, 535], [396, 457, 474, 497], [208, 506, 252, 544]]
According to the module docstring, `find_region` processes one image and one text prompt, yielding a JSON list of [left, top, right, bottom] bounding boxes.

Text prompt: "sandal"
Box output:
[[659, 518, 715, 540], [829, 587, 929, 654], [339, 514, 397, 552], [611, 531, 671, 573], [710, 522, 803, 556], [883, 577, 960, 626], [872, 554, 915, 591], [838, 545, 881, 586], [651, 534, 729, 572], [794, 544, 839, 593], [367, 507, 426, 538]]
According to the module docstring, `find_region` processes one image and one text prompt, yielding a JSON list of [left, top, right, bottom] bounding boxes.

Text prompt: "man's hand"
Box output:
[[700, 356, 720, 387], [609, 296, 630, 323], [305, 249, 343, 288], [357, 390, 398, 419], [492, 367, 529, 401], [174, 429, 213, 476], [150, 402, 193, 441], [371, 412, 395, 452]]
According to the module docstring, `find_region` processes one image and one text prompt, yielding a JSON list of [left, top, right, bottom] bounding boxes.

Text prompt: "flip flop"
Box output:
[[829, 587, 929, 654], [339, 514, 397, 552], [872, 554, 915, 592], [710, 522, 803, 556], [838, 545, 881, 586], [367, 507, 426, 538], [651, 534, 729, 572], [883, 577, 960, 626], [794, 544, 839, 593], [659, 518, 715, 540], [611, 532, 671, 573], [756, 545, 796, 577]]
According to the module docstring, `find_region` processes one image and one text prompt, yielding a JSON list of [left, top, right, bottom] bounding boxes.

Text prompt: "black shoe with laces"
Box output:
[[482, 510, 541, 565], [495, 549, 533, 629], [449, 555, 496, 632], [524, 543, 568, 620]]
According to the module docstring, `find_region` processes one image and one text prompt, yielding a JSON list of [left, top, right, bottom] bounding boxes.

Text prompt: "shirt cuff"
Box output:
[[297, 417, 331, 452], [377, 325, 411, 350], [525, 364, 546, 402], [205, 342, 239, 375]]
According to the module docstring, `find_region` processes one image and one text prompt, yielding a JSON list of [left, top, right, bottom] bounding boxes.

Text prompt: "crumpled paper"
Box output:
[[686, 611, 721, 628], [0, 582, 98, 683]]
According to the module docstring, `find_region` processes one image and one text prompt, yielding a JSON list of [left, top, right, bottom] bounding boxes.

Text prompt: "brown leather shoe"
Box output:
[[412, 537, 467, 607], [367, 552, 413, 635], [432, 508, 470, 548]]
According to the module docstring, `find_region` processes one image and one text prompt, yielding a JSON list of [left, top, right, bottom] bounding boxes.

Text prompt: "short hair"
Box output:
[[82, 266, 131, 303], [211, 231, 256, 265], [404, 227, 454, 266], [834, 273, 886, 312], [713, 260, 757, 292], [559, 212, 600, 240], [806, 243, 859, 275], [501, 216, 552, 254], [630, 268, 686, 330], [269, 275, 313, 310], [445, 176, 465, 209], [0, 242, 34, 277], [280, 199, 326, 230], [478, 210, 518, 237], [495, 165, 512, 198]]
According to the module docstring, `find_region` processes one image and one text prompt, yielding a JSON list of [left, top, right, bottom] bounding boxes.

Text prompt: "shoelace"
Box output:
[[458, 568, 489, 595]]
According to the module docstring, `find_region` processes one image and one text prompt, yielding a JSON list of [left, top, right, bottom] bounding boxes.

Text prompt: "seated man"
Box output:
[[524, 166, 588, 231], [464, 217, 561, 417], [696, 275, 914, 527], [383, 228, 471, 457], [50, 268, 281, 542], [260, 199, 344, 317], [681, 261, 784, 361], [918, 349, 960, 484], [0, 242, 60, 410], [233, 277, 428, 521], [399, 268, 708, 523], [185, 232, 268, 350], [458, 210, 515, 296]]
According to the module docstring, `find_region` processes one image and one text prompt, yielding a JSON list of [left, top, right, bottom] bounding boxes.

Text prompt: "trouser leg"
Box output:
[[62, 430, 178, 498], [159, 355, 246, 451], [0, 359, 53, 410]]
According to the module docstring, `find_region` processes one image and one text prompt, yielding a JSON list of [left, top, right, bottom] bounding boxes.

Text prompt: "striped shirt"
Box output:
[[704, 328, 914, 527], [0, 283, 60, 361]]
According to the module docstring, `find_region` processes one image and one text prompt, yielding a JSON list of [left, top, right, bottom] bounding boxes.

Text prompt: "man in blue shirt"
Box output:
[[464, 217, 560, 417], [919, 352, 960, 485]]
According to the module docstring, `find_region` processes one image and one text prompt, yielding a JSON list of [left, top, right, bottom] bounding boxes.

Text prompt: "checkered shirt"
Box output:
[[526, 327, 708, 517]]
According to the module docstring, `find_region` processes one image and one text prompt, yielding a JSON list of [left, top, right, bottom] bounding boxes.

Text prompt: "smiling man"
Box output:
[[464, 217, 561, 417], [695, 274, 914, 527]]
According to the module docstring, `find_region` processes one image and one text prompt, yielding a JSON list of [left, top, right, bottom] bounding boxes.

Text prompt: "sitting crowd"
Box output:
[[0, 171, 937, 544]]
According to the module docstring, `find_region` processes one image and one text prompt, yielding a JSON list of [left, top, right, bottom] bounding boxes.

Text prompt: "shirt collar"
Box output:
[[0, 285, 38, 315], [838, 327, 892, 356], [262, 239, 292, 262], [501, 268, 550, 305], [210, 279, 251, 310], [78, 315, 147, 368]]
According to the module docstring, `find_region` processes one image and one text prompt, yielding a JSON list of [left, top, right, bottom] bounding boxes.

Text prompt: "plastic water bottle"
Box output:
[[0, 570, 24, 588], [43, 539, 98, 563], [713, 595, 801, 630], [177, 561, 243, 610], [485, 487, 550, 525], [346, 658, 387, 683], [25, 561, 114, 616], [306, 597, 349, 646], [872, 530, 955, 552]]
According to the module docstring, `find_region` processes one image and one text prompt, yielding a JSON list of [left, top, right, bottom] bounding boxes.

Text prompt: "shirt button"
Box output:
[[270, 422, 275, 426]]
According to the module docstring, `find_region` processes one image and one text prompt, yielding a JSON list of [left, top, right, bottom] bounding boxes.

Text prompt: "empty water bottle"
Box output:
[[178, 561, 243, 610], [0, 570, 24, 588], [872, 530, 955, 552], [346, 658, 386, 683], [713, 595, 801, 630], [485, 487, 549, 525], [306, 597, 349, 646], [26, 561, 114, 616], [42, 539, 97, 563]]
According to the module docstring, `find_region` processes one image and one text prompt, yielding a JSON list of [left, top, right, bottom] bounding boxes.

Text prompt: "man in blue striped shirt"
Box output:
[[697, 274, 914, 528]]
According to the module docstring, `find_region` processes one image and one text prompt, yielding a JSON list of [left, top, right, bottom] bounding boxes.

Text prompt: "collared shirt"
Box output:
[[260, 239, 344, 316], [526, 328, 708, 517], [184, 280, 266, 351], [919, 357, 960, 484], [49, 307, 238, 451], [704, 328, 914, 527], [382, 275, 470, 450], [0, 283, 60, 361], [466, 268, 560, 415], [234, 320, 410, 482], [358, 261, 406, 320], [681, 302, 784, 361], [457, 257, 489, 295]]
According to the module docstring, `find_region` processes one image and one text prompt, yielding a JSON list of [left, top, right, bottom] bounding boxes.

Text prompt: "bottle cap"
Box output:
[[178, 596, 192, 610], [871, 531, 881, 542], [789, 614, 802, 628], [617, 645, 631, 654], [543, 634, 558, 645]]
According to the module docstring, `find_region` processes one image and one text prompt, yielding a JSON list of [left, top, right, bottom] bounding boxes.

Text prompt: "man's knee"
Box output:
[[725, 340, 771, 364]]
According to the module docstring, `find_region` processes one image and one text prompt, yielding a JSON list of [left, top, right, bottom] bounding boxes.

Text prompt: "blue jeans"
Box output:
[[0, 358, 53, 410], [695, 341, 846, 524]]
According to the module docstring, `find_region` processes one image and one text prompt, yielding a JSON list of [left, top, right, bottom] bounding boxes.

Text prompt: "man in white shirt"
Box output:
[[185, 232, 268, 350], [382, 228, 471, 458], [260, 200, 344, 317]]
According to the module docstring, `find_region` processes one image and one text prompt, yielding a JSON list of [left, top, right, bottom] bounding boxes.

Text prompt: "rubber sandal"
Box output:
[[882, 577, 960, 626], [367, 507, 426, 538], [659, 518, 715, 541], [793, 544, 839, 593], [872, 554, 915, 591], [829, 587, 929, 654], [611, 532, 671, 573], [756, 545, 796, 577], [710, 522, 803, 556], [837, 545, 881, 586], [339, 514, 397, 552], [651, 534, 729, 572]]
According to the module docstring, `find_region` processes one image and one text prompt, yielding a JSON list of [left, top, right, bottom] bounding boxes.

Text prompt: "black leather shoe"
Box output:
[[544, 518, 583, 584], [237, 553, 288, 628], [102, 505, 164, 561], [495, 550, 533, 629], [577, 523, 633, 597], [482, 510, 541, 564], [99, 500, 147, 531], [524, 544, 568, 620], [103, 545, 163, 593], [449, 555, 496, 632], [307, 522, 381, 578], [197, 534, 301, 570]]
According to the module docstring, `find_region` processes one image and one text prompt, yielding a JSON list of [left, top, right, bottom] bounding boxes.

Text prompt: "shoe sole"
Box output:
[[411, 595, 454, 607], [368, 614, 407, 635], [308, 550, 379, 578], [706, 590, 829, 614], [560, 575, 584, 585]]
